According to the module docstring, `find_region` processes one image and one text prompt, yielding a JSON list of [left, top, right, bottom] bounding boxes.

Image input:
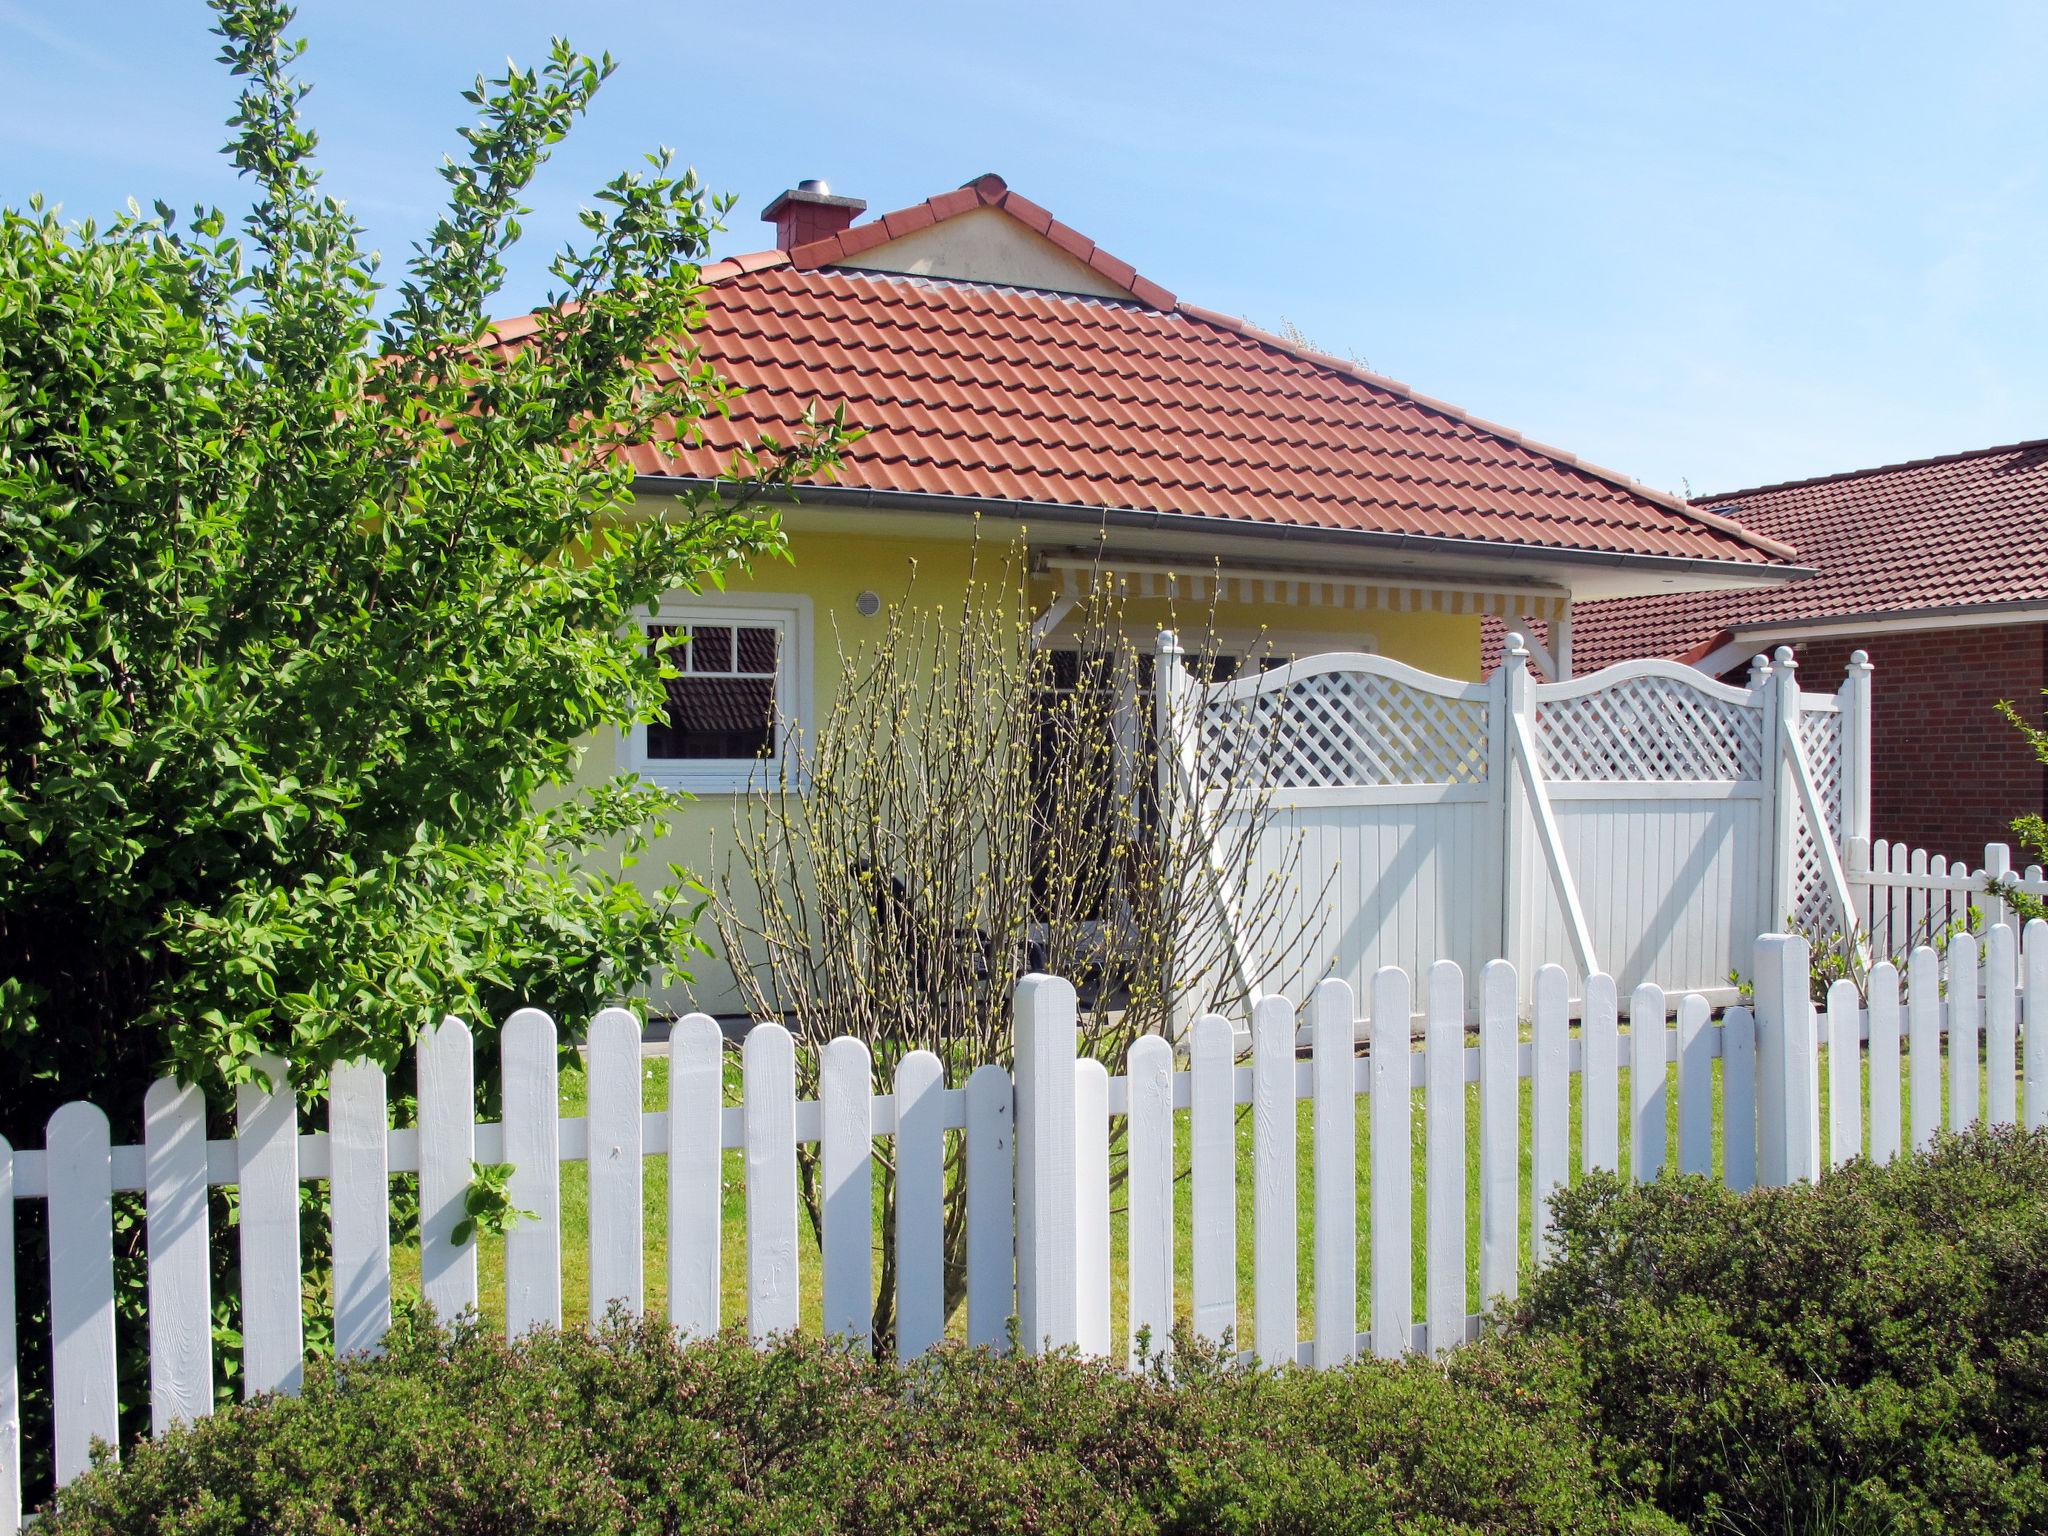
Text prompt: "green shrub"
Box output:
[[39, 1309, 1671, 1536], [1496, 1124, 2048, 1535]]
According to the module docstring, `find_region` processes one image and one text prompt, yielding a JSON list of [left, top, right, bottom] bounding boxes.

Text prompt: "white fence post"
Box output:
[[1765, 649, 1801, 931], [1755, 932, 1819, 1185], [1498, 635, 1535, 983], [1153, 629, 1197, 1041], [1014, 973, 1079, 1354]]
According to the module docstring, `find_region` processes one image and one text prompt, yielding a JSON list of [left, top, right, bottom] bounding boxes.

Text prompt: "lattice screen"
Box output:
[[1790, 705, 1846, 932], [1196, 669, 1490, 788], [1535, 675, 1764, 782]]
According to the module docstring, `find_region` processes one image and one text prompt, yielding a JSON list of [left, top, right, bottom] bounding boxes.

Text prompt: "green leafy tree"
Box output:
[[0, 0, 844, 1141]]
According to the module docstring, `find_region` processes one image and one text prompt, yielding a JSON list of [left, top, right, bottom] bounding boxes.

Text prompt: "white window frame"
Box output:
[[621, 591, 813, 794]]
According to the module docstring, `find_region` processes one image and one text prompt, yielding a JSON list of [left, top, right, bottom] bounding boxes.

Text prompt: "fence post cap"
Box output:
[[1772, 644, 1798, 667]]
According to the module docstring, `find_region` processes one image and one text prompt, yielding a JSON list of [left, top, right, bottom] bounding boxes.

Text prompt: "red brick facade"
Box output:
[[1739, 625, 2048, 860]]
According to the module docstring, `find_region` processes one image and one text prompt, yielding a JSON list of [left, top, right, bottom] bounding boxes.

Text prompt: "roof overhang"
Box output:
[[1687, 596, 2048, 677]]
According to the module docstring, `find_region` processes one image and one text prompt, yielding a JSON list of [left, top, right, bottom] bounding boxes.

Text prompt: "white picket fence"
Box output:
[[6, 927, 2048, 1528], [1851, 836, 2046, 958]]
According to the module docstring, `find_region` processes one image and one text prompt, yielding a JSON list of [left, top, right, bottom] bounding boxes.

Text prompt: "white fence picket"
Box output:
[[1948, 934, 1980, 1134], [964, 1062, 1014, 1349], [1479, 959, 1519, 1307], [1985, 922, 2018, 1127], [1630, 982, 1667, 1184], [238, 1055, 303, 1398], [893, 1050, 944, 1360], [1676, 993, 1713, 1176], [328, 1061, 389, 1359], [2028, 922, 2048, 1132], [418, 1016, 477, 1321], [1722, 1005, 1756, 1191], [1189, 1013, 1237, 1348], [1370, 965, 1413, 1359], [1867, 961, 1902, 1163], [821, 1037, 875, 1345], [1529, 966, 1569, 1265], [1015, 975, 1078, 1354], [0, 1136, 16, 1535], [143, 1078, 212, 1429], [1312, 978, 1357, 1368], [1581, 972, 1619, 1174], [668, 1015, 724, 1339], [1075, 1058, 1111, 1358], [1252, 993, 1297, 1366], [1125, 1036, 1175, 1368], [1826, 979, 1862, 1166], [1908, 946, 1942, 1149], [46, 1103, 116, 1486], [1424, 961, 1466, 1356], [743, 1021, 800, 1341], [586, 1008, 645, 1320], [501, 1009, 561, 1336]]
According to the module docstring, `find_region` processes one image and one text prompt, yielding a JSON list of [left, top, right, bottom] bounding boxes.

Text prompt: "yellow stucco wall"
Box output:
[[575, 522, 1481, 1013]]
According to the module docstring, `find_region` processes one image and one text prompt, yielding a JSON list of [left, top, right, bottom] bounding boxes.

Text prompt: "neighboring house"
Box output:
[[1566, 440, 2048, 859], [532, 173, 1803, 1012]]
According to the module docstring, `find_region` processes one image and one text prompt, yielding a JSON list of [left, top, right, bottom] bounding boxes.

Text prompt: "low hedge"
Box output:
[[1498, 1123, 2048, 1535]]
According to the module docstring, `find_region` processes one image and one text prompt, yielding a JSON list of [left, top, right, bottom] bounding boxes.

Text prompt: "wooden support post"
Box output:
[[1755, 933, 1819, 1186]]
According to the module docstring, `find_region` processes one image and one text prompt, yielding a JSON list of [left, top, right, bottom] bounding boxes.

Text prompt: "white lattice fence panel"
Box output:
[[1535, 676, 1763, 782], [1198, 670, 1489, 788], [1791, 705, 1846, 931]]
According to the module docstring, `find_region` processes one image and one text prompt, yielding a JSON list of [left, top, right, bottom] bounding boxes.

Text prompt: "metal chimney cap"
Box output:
[[760, 181, 868, 221]]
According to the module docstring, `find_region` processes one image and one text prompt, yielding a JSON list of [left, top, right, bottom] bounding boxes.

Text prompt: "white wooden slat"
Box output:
[[2028, 922, 2048, 1132], [1866, 962, 1903, 1163], [1948, 934, 1980, 1133], [1984, 921, 2018, 1127], [143, 1078, 212, 1431], [1075, 1058, 1111, 1358], [1190, 1012, 1238, 1348], [1125, 1035, 1175, 1368], [1826, 978, 1862, 1167], [327, 1062, 389, 1360], [418, 1015, 477, 1321], [1580, 973, 1619, 1174], [1371, 966, 1413, 1358], [1907, 945, 1942, 1150], [821, 1037, 875, 1346], [895, 1050, 946, 1360], [744, 1021, 800, 1341], [500, 1009, 561, 1337], [1629, 982, 1667, 1184], [47, 1103, 116, 1485], [0, 1137, 17, 1534], [964, 1061, 1015, 1349], [1313, 978, 1357, 1368], [1251, 993, 1297, 1365], [1423, 962, 1465, 1356], [1479, 959, 1519, 1307], [1016, 975, 1078, 1354], [586, 1008, 645, 1320], [1529, 966, 1569, 1265], [1675, 993, 1713, 1176], [668, 1015, 724, 1339], [1885, 839, 1906, 955], [1911, 845, 1931, 947], [1722, 1005, 1757, 1191], [237, 1055, 303, 1398]]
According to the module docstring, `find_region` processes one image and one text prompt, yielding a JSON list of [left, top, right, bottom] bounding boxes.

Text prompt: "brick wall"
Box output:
[[1762, 625, 2048, 859]]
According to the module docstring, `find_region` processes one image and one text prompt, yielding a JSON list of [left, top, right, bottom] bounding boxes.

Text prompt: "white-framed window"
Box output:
[[622, 592, 812, 793]]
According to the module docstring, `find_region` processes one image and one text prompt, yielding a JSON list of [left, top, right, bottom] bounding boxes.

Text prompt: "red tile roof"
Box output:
[[1566, 439, 2048, 672], [496, 175, 1795, 570]]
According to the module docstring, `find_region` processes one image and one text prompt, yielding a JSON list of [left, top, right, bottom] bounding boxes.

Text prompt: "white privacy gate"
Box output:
[[1161, 631, 1872, 1009]]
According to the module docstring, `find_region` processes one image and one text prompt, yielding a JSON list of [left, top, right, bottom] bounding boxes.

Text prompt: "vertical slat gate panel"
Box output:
[[1907, 946, 1942, 1150], [237, 1056, 303, 1398], [668, 1015, 724, 1339], [0, 1138, 16, 1534], [1984, 921, 2018, 1127], [1949, 935, 1980, 1134], [1722, 1005, 1757, 1192], [1252, 994, 1297, 1366], [418, 1016, 477, 1321], [1190, 1013, 1237, 1348], [964, 1062, 1015, 1349], [501, 1009, 561, 1337], [1312, 979, 1356, 1368], [1866, 962, 1903, 1164], [1075, 1059, 1111, 1358], [1676, 993, 1714, 1176], [586, 1009, 645, 1320], [1630, 983, 1667, 1184], [895, 1050, 945, 1360], [1479, 960, 1519, 1307], [1581, 973, 1619, 1174], [1424, 962, 1466, 1356], [1371, 966, 1413, 1359], [143, 1078, 212, 1430], [744, 1022, 800, 1341], [2027, 922, 2048, 1132], [821, 1037, 875, 1346], [328, 1062, 390, 1359], [1530, 966, 1569, 1264], [1826, 979, 1862, 1166], [1125, 1036, 1175, 1368], [46, 1104, 116, 1486]]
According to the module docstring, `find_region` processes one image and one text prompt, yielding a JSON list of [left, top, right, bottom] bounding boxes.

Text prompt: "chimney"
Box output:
[[761, 179, 867, 251]]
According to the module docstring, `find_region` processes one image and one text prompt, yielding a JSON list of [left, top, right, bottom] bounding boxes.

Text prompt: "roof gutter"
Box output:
[[630, 475, 1818, 586]]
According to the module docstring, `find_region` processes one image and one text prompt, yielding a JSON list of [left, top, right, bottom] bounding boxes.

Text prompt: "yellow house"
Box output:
[[578, 173, 1801, 1013]]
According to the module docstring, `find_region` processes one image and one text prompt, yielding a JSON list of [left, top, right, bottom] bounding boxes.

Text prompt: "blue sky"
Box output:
[[5, 1, 2043, 496]]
